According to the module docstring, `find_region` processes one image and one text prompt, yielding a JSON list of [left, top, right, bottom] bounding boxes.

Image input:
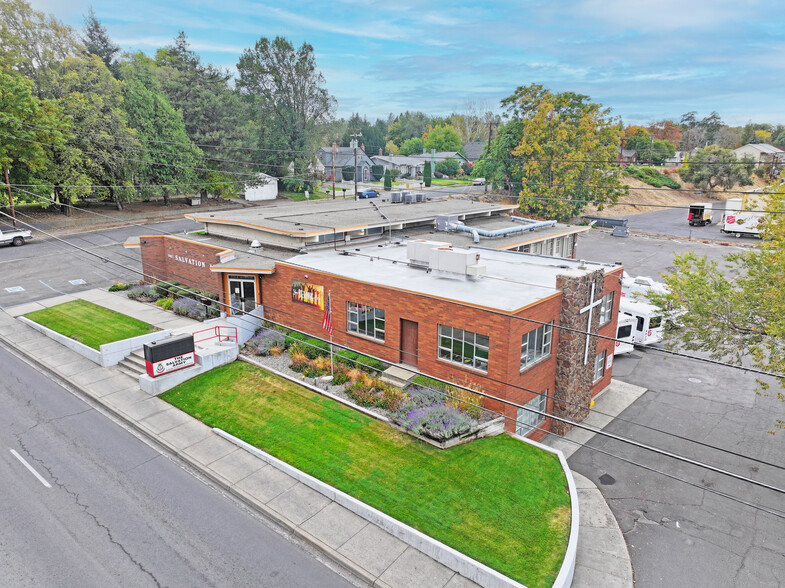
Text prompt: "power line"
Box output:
[[5, 209, 785, 503]]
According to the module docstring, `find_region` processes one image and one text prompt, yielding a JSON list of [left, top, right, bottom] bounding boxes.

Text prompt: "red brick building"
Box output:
[[133, 234, 622, 439]]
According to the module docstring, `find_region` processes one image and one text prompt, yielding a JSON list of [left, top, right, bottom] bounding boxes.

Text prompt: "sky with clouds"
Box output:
[[29, 0, 785, 127]]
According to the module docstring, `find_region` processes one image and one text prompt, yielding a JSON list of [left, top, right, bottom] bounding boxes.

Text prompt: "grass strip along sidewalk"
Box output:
[[24, 300, 158, 349], [161, 361, 570, 587]]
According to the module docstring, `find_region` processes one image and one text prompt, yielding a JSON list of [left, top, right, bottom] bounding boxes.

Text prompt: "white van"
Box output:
[[613, 315, 636, 355], [619, 299, 664, 346]]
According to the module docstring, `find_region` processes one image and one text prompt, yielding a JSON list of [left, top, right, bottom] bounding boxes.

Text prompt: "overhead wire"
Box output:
[[4, 209, 785, 509]]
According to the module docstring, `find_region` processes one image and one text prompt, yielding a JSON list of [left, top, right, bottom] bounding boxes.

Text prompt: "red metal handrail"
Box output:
[[192, 325, 238, 344]]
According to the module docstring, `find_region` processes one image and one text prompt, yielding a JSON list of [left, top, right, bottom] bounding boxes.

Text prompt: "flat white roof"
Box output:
[[283, 242, 620, 313]]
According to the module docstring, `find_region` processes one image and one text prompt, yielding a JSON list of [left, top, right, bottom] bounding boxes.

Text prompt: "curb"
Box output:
[[0, 328, 375, 586]]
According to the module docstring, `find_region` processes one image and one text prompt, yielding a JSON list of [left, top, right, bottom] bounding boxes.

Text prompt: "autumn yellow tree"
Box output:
[[500, 84, 626, 220]]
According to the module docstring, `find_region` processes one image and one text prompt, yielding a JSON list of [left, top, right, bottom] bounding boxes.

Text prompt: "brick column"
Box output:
[[552, 269, 605, 435]]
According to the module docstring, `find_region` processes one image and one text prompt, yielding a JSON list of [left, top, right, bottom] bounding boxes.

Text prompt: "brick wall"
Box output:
[[262, 263, 562, 436], [139, 236, 227, 304]]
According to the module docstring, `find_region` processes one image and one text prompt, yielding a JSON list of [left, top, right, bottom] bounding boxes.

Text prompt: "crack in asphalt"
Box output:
[[12, 439, 163, 588]]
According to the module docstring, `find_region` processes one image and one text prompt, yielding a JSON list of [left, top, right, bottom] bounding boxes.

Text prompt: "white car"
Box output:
[[472, 178, 486, 186]]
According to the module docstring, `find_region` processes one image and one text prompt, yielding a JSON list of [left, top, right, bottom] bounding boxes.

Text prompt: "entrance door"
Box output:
[[228, 275, 257, 314], [400, 319, 419, 367]]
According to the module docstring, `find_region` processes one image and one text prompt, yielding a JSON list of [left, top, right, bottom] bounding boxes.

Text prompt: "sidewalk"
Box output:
[[1, 290, 635, 588]]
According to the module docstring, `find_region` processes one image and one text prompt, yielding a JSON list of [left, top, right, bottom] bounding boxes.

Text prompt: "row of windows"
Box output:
[[345, 301, 556, 374], [515, 234, 574, 257]]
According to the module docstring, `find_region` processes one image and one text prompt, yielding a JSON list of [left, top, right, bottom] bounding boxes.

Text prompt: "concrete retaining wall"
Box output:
[[216, 428, 528, 588], [140, 343, 238, 395], [19, 317, 171, 367], [512, 434, 579, 588]]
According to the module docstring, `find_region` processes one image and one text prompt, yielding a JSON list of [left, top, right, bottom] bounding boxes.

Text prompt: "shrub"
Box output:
[[302, 338, 330, 359], [423, 161, 432, 187], [435, 157, 460, 177], [289, 349, 309, 365], [303, 365, 324, 378], [395, 404, 472, 440], [371, 164, 385, 181], [154, 281, 180, 298], [446, 386, 484, 420], [380, 387, 408, 412], [156, 297, 174, 310], [335, 349, 359, 366], [396, 385, 446, 411], [268, 345, 284, 357], [626, 166, 680, 189], [126, 285, 160, 302], [345, 380, 382, 407], [383, 168, 392, 190], [411, 375, 447, 391], [171, 297, 206, 320], [108, 283, 129, 292], [244, 328, 286, 356], [290, 359, 309, 373], [285, 331, 307, 348], [355, 354, 385, 373], [332, 371, 349, 386]]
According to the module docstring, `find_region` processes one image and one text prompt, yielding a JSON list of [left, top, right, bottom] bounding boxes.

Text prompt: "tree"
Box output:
[[449, 100, 499, 143], [236, 36, 335, 177], [0, 0, 81, 94], [472, 119, 525, 191], [649, 184, 785, 432], [423, 160, 432, 187], [399, 137, 424, 156], [435, 157, 460, 177], [119, 53, 204, 205], [42, 55, 142, 211], [0, 70, 69, 205], [384, 140, 399, 155], [423, 124, 463, 153], [714, 126, 741, 149], [625, 129, 675, 164], [383, 168, 392, 191], [341, 114, 387, 153], [496, 84, 625, 220], [647, 119, 682, 148], [680, 111, 724, 150], [82, 7, 120, 77], [678, 146, 755, 191], [386, 111, 430, 145]]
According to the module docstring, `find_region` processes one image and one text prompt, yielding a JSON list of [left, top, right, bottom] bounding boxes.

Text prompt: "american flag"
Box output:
[[322, 291, 333, 336]]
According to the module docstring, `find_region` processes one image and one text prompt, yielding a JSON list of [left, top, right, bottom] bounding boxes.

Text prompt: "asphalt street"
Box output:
[[0, 219, 200, 308], [0, 344, 356, 588]]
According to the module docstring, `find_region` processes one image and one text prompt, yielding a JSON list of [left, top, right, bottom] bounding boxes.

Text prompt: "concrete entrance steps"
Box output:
[[117, 349, 146, 380], [381, 364, 418, 389]]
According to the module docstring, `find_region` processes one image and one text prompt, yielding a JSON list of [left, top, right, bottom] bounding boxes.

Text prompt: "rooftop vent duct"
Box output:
[[447, 216, 557, 243]]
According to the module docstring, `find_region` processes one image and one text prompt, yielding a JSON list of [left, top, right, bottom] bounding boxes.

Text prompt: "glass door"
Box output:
[[227, 275, 257, 314]]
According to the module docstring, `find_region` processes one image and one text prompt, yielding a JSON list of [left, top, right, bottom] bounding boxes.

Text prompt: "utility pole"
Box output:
[[4, 169, 17, 228], [485, 121, 496, 193], [350, 129, 362, 199], [331, 142, 337, 199]]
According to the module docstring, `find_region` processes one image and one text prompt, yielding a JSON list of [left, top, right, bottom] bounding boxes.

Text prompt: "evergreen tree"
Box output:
[[384, 168, 392, 191], [424, 160, 432, 187], [82, 7, 120, 77]]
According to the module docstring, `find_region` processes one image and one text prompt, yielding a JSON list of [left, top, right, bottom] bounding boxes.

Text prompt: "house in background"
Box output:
[[316, 141, 375, 182], [462, 141, 486, 163], [370, 155, 425, 178], [617, 149, 638, 164], [410, 151, 470, 166], [733, 143, 785, 167], [243, 173, 279, 201]]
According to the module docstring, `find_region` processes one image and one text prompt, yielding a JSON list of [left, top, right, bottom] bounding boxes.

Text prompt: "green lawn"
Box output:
[[430, 178, 473, 186], [279, 190, 333, 201], [25, 300, 158, 349], [161, 361, 570, 587]]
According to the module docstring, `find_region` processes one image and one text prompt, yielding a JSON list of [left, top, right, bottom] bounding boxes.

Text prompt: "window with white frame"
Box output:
[[347, 302, 385, 340], [599, 292, 614, 325], [520, 322, 553, 369], [438, 325, 489, 371], [593, 350, 606, 382], [516, 392, 547, 436]]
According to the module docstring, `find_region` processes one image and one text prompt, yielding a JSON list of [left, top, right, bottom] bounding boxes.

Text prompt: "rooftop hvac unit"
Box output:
[[403, 193, 415, 204], [415, 192, 425, 202], [407, 239, 451, 266], [434, 215, 459, 231], [428, 247, 484, 276], [390, 191, 403, 203]]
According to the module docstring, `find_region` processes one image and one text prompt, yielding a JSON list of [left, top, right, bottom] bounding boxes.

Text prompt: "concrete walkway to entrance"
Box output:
[[1, 289, 635, 588]]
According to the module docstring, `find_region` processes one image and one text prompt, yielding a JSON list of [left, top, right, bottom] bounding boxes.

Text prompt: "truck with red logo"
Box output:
[[720, 192, 768, 238]]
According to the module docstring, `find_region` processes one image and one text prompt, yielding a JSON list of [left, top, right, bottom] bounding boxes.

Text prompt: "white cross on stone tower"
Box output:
[[579, 282, 602, 365]]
